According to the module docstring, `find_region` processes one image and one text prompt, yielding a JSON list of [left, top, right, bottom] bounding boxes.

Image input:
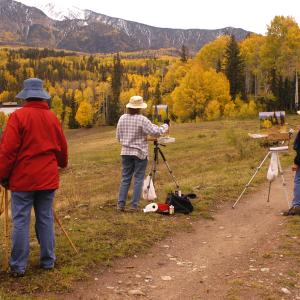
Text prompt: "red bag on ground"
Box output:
[[157, 203, 170, 214]]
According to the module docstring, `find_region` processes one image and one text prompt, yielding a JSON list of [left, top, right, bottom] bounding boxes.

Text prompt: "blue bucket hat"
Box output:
[[16, 78, 51, 100]]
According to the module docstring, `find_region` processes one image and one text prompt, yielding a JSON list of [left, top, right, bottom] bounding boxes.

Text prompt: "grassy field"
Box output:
[[0, 117, 298, 298]]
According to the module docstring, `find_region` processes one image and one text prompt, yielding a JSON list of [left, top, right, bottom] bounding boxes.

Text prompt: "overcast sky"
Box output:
[[20, 0, 300, 34]]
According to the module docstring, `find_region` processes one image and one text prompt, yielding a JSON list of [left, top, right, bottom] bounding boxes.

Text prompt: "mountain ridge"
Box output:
[[0, 0, 251, 53]]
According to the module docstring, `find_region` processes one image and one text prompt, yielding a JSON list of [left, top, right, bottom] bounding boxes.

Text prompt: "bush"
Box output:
[[226, 129, 261, 160]]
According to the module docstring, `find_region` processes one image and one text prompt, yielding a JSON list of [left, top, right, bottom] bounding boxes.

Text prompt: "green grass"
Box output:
[[0, 117, 297, 298]]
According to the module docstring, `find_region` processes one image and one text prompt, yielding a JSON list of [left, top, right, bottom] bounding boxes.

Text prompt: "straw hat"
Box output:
[[126, 96, 147, 109], [16, 78, 51, 100]]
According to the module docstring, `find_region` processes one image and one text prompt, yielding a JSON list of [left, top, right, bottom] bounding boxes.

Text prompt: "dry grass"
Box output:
[[0, 117, 297, 298]]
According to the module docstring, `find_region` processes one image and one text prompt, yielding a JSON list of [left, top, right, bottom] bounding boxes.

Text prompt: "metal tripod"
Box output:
[[146, 140, 180, 193], [232, 149, 290, 209]]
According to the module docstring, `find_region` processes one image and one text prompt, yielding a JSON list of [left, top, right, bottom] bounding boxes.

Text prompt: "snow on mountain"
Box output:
[[31, 1, 87, 20]]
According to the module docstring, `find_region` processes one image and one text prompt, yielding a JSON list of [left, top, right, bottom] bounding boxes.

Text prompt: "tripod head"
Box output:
[[147, 136, 175, 145]]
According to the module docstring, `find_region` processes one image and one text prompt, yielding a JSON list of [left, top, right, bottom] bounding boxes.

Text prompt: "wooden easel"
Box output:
[[0, 187, 10, 271]]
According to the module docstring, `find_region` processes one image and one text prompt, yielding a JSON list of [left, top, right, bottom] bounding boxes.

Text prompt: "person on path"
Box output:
[[0, 78, 68, 276], [116, 96, 169, 211], [284, 126, 300, 215]]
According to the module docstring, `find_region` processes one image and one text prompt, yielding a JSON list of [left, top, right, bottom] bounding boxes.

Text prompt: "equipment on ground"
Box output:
[[165, 192, 196, 214], [232, 146, 290, 209]]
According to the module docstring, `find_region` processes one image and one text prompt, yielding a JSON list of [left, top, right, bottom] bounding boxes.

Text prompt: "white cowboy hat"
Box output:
[[126, 96, 147, 109], [297, 110, 300, 115]]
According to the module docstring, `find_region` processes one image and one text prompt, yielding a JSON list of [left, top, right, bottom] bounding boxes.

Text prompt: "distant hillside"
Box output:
[[0, 0, 250, 53]]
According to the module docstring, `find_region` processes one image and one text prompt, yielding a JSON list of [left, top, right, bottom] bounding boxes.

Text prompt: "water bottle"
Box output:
[[169, 205, 174, 215]]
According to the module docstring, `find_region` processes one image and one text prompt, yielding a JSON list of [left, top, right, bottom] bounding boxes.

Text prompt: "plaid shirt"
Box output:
[[116, 114, 169, 159]]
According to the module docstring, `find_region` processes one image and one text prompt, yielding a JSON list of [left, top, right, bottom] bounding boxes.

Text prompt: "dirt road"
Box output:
[[60, 170, 300, 300]]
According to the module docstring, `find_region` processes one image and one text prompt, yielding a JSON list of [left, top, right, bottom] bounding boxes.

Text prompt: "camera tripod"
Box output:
[[146, 140, 180, 196], [232, 146, 290, 209]]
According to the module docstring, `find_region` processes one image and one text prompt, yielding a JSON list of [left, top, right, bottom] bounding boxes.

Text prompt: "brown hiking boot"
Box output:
[[283, 206, 300, 216]]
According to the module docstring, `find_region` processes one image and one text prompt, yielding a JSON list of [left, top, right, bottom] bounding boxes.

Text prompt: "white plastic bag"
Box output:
[[142, 175, 157, 201], [267, 152, 279, 182]]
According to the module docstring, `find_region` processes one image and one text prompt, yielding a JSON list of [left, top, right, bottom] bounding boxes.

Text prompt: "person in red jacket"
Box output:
[[0, 78, 68, 277]]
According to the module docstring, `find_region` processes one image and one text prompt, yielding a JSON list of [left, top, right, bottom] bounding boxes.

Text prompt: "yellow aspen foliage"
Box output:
[[86, 80, 95, 88], [0, 112, 8, 131], [63, 106, 72, 128], [236, 98, 258, 118], [66, 89, 74, 99], [0, 91, 10, 103], [202, 69, 231, 107], [162, 94, 174, 115], [48, 86, 56, 98], [26, 68, 35, 78], [83, 86, 94, 103], [51, 95, 63, 121], [54, 83, 65, 97], [80, 82, 86, 90], [147, 75, 160, 94], [74, 89, 83, 103], [172, 64, 207, 121], [76, 100, 93, 127], [195, 35, 230, 70], [161, 61, 189, 93], [240, 34, 265, 75], [3, 71, 17, 86], [172, 64, 231, 121], [205, 100, 221, 120], [120, 88, 139, 106], [96, 82, 110, 99], [224, 101, 237, 118], [262, 119, 272, 129]]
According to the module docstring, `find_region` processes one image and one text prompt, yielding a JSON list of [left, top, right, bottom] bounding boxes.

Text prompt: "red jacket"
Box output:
[[0, 101, 68, 192]]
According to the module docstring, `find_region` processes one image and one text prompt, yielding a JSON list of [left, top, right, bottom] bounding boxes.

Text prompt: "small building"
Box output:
[[0, 102, 21, 115]]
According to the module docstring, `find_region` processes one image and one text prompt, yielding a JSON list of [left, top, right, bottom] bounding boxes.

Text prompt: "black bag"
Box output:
[[166, 192, 196, 214]]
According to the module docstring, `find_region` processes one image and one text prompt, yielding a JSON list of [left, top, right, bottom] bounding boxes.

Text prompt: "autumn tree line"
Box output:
[[0, 16, 299, 127]]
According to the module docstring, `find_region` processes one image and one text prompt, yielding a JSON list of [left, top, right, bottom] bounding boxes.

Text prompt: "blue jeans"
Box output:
[[10, 190, 55, 273], [292, 168, 300, 207], [118, 155, 148, 208]]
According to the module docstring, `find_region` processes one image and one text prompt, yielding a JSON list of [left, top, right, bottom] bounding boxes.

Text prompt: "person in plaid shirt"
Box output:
[[116, 96, 169, 211]]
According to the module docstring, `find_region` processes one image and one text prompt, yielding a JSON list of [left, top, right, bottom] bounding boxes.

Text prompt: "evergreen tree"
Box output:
[[108, 53, 123, 125], [180, 45, 188, 63], [142, 81, 150, 100], [224, 35, 246, 99], [154, 82, 161, 105]]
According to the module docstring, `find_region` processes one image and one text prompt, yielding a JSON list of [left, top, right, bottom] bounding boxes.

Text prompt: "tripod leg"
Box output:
[[277, 154, 291, 208], [2, 188, 10, 271], [232, 151, 271, 209], [53, 210, 79, 254], [147, 145, 158, 190], [0, 191, 3, 216], [267, 181, 272, 202], [158, 147, 180, 189]]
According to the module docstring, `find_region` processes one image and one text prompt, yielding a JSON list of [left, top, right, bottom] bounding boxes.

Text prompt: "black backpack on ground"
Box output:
[[166, 192, 196, 214]]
